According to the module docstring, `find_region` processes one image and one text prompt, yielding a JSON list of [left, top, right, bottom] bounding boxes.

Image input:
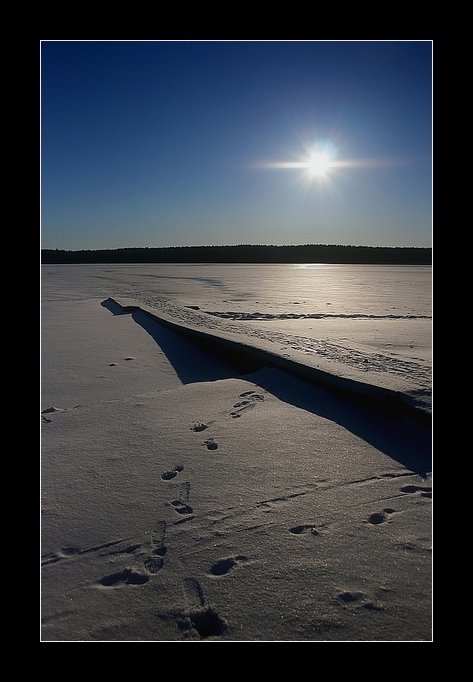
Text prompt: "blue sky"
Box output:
[[41, 41, 432, 250]]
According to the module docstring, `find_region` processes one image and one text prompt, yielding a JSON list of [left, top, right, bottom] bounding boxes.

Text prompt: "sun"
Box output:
[[307, 151, 332, 177], [256, 138, 339, 183]]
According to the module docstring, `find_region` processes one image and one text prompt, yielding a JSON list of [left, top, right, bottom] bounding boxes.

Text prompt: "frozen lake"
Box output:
[[41, 263, 432, 412], [41, 262, 432, 641]]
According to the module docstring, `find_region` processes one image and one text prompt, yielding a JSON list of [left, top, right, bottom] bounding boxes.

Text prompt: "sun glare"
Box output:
[[307, 151, 332, 177], [256, 136, 400, 188], [256, 138, 342, 184]]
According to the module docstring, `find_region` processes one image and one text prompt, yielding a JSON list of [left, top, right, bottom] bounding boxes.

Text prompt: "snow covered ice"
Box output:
[[41, 263, 432, 641]]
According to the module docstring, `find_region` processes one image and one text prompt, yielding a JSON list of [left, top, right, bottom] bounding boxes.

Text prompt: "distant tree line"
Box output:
[[41, 244, 432, 265]]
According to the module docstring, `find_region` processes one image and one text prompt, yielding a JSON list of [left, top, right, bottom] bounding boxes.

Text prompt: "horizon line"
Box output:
[[41, 243, 432, 252]]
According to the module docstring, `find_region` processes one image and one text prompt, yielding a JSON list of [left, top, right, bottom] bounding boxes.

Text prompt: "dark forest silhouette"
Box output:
[[41, 244, 431, 265]]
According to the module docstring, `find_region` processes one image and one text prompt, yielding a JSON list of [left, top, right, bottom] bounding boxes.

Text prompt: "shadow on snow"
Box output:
[[102, 299, 431, 476]]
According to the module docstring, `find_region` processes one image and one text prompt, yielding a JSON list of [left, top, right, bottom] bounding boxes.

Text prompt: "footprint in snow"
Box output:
[[161, 464, 184, 480], [209, 555, 248, 576]]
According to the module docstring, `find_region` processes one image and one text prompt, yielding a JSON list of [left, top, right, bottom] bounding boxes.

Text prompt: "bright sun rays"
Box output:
[[257, 141, 402, 175], [257, 139, 339, 184], [253, 136, 405, 195]]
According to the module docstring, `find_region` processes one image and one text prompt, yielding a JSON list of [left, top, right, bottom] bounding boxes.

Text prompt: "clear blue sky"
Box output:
[[41, 41, 432, 250]]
